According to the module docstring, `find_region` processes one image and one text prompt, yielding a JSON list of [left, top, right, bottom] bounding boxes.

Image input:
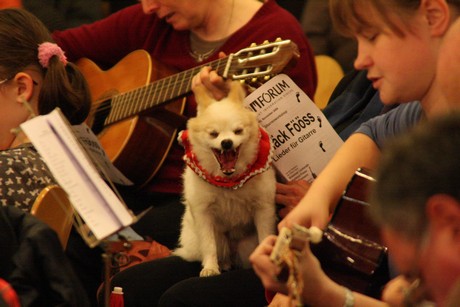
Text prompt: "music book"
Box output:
[[20, 109, 137, 244], [244, 74, 343, 182], [71, 124, 133, 186]]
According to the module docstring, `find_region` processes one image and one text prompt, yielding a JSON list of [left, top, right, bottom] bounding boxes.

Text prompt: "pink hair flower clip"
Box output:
[[38, 42, 68, 68]]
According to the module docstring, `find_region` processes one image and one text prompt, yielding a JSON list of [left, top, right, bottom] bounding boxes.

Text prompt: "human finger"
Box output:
[[193, 67, 230, 100]]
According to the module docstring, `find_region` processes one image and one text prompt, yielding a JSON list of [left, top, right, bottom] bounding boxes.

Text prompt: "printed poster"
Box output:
[[244, 74, 343, 182]]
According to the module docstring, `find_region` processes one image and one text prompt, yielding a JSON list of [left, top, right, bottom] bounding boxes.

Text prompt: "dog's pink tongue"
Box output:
[[215, 149, 238, 175]]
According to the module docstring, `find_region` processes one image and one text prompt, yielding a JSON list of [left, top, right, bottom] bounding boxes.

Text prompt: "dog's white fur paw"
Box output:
[[200, 267, 220, 277]]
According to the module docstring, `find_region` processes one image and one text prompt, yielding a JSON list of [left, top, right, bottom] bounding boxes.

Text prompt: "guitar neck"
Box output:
[[104, 57, 231, 126], [97, 39, 299, 127]]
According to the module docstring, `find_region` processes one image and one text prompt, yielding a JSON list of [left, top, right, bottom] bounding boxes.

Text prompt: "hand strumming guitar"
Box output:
[[250, 225, 328, 307], [250, 224, 389, 307]]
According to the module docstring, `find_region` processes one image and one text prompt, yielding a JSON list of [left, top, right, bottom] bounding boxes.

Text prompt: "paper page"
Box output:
[[72, 124, 133, 186], [20, 109, 134, 240], [244, 74, 343, 182]]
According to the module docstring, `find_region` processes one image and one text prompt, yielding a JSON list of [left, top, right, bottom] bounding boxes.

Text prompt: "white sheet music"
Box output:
[[21, 109, 135, 240], [72, 124, 132, 186]]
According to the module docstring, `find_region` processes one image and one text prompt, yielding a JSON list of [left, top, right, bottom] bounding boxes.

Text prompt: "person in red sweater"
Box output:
[[52, 0, 317, 249], [52, 0, 316, 305]]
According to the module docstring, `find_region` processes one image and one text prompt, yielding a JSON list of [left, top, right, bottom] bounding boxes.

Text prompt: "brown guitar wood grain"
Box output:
[[77, 50, 185, 187]]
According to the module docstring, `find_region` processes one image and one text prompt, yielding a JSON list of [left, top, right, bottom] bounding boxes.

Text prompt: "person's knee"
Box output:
[[158, 278, 199, 307], [158, 284, 186, 307]]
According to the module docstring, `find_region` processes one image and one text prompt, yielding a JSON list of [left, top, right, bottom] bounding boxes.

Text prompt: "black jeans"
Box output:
[[110, 256, 267, 307]]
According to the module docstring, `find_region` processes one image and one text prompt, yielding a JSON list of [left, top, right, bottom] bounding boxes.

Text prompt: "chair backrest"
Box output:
[[314, 55, 345, 109], [30, 185, 74, 249]]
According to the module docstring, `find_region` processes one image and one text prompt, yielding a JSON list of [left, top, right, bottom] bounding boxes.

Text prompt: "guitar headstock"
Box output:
[[223, 38, 300, 82], [269, 224, 323, 306], [270, 225, 323, 266]]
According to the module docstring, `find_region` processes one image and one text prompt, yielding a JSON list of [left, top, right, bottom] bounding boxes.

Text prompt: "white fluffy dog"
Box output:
[[174, 81, 277, 277]]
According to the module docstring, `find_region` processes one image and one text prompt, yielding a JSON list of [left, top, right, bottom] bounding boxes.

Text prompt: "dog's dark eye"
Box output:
[[234, 128, 243, 135], [210, 131, 219, 138]]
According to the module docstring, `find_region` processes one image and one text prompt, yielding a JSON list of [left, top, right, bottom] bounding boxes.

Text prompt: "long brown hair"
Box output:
[[0, 8, 91, 124]]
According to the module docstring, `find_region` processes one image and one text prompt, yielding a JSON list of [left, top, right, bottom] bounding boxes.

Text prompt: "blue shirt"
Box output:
[[355, 101, 423, 149]]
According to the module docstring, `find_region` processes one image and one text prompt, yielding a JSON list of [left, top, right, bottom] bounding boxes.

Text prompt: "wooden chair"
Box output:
[[313, 55, 345, 110], [31, 185, 74, 249]]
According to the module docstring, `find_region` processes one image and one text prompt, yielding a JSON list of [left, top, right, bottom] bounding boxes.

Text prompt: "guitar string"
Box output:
[[105, 60, 227, 124], [106, 62, 267, 122], [87, 41, 281, 120], [88, 56, 240, 124], [88, 56, 227, 116], [88, 41, 281, 127], [87, 39, 292, 120]]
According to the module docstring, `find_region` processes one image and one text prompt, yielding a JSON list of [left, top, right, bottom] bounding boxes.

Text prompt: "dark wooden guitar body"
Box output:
[[312, 168, 390, 298]]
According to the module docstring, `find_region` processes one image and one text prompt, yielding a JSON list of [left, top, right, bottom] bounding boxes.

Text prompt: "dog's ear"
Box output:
[[228, 81, 246, 104], [193, 84, 214, 115], [227, 81, 246, 104]]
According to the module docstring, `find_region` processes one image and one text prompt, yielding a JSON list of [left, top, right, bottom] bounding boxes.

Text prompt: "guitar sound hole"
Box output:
[[91, 99, 112, 134]]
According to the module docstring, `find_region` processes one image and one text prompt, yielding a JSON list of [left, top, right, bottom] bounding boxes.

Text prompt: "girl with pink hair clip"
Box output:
[[0, 9, 92, 305]]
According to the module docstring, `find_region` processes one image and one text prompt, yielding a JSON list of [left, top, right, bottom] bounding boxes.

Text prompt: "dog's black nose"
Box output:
[[221, 139, 233, 150]]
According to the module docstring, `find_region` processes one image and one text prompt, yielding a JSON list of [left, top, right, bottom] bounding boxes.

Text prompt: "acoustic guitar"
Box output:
[[77, 39, 300, 187], [311, 168, 389, 298], [272, 168, 389, 300]]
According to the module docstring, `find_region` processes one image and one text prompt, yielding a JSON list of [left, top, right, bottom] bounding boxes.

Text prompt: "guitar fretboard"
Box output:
[[103, 57, 232, 126], [90, 39, 299, 128]]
